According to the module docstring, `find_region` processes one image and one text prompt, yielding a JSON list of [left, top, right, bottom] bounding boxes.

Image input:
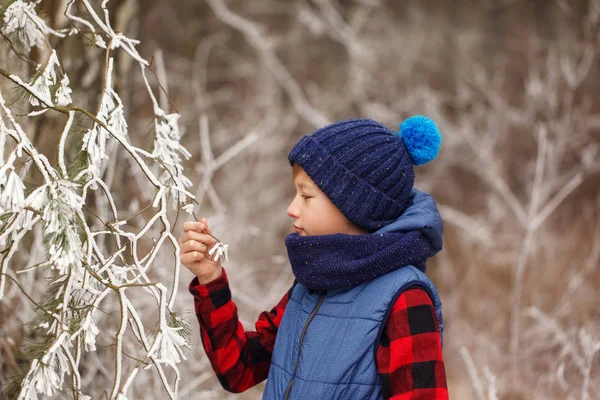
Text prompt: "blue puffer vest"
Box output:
[[263, 266, 442, 400], [263, 189, 444, 400]]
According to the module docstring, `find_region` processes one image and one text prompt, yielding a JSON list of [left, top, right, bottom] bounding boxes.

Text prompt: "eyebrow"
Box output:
[[295, 181, 314, 189]]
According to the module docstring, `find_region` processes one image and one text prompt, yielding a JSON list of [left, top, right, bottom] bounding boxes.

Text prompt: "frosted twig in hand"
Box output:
[[208, 241, 229, 262]]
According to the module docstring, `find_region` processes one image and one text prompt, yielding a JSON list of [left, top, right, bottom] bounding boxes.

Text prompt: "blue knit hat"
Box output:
[[288, 116, 441, 232]]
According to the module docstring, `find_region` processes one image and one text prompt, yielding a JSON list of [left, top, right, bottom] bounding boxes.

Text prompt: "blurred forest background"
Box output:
[[1, 0, 599, 399]]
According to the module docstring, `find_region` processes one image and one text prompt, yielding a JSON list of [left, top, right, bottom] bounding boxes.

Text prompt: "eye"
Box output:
[[301, 194, 311, 200]]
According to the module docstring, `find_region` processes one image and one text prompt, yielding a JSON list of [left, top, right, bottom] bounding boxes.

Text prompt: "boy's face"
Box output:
[[287, 166, 367, 236]]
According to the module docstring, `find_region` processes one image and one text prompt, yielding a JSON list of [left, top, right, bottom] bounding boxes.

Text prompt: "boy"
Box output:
[[180, 117, 448, 399]]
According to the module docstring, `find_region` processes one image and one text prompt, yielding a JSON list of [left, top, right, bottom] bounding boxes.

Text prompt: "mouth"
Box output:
[[293, 225, 303, 233]]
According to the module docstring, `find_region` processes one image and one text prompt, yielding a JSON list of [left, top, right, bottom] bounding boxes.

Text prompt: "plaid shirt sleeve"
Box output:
[[190, 270, 447, 398], [378, 287, 448, 399], [188, 268, 294, 393]]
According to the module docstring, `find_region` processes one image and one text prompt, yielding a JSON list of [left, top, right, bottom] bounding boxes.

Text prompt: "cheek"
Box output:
[[322, 202, 349, 225]]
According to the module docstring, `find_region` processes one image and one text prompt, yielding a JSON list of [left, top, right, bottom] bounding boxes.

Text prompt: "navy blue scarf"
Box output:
[[284, 230, 431, 291]]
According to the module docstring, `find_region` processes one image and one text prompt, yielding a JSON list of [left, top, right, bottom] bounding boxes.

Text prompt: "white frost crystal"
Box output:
[[0, 169, 25, 213], [24, 181, 86, 279], [98, 87, 127, 137], [20, 347, 70, 399], [82, 85, 127, 178], [209, 241, 229, 262], [182, 203, 195, 214], [2, 0, 48, 52], [0, 113, 7, 160], [152, 110, 193, 208], [81, 124, 107, 178], [55, 75, 73, 106], [25, 50, 73, 107], [81, 314, 100, 351], [156, 323, 189, 365], [152, 112, 191, 165], [29, 67, 54, 107], [94, 34, 107, 48]]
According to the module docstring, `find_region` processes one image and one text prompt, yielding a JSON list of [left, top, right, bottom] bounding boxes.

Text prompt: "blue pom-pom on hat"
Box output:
[[398, 115, 442, 166]]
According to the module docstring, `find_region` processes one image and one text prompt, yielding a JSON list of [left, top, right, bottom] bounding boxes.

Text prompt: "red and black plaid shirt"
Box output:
[[189, 268, 448, 399]]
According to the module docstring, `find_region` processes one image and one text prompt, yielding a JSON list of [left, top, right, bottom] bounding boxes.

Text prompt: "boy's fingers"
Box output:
[[183, 221, 204, 232], [180, 252, 193, 265], [180, 240, 207, 254], [183, 231, 215, 245], [181, 251, 204, 266]]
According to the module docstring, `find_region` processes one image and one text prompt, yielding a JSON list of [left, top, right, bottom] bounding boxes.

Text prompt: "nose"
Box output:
[[287, 196, 300, 219]]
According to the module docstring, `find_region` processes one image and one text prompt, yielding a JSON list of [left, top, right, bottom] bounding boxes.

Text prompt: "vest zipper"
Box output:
[[283, 292, 326, 400]]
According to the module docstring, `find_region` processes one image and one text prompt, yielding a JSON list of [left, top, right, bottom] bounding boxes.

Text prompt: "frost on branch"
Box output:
[[153, 112, 189, 166], [21, 350, 70, 399], [155, 316, 190, 365], [1, 0, 48, 52], [54, 75, 73, 106], [209, 240, 229, 262], [25, 180, 86, 280], [14, 50, 73, 108], [0, 169, 26, 214], [152, 109, 193, 208], [0, 1, 196, 398], [81, 58, 127, 181], [80, 313, 101, 352], [29, 52, 57, 107]]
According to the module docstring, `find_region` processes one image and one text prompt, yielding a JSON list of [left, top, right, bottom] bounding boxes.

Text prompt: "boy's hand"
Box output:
[[179, 217, 223, 284]]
